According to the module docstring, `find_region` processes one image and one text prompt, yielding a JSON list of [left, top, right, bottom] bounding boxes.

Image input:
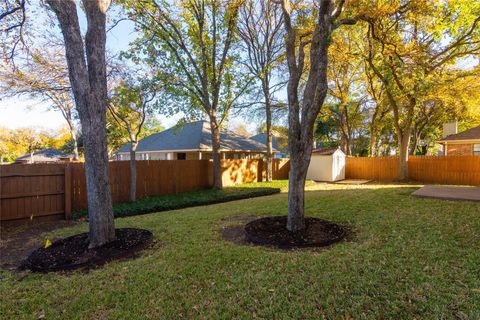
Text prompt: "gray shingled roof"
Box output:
[[249, 133, 280, 150], [15, 149, 70, 162], [117, 120, 271, 153]]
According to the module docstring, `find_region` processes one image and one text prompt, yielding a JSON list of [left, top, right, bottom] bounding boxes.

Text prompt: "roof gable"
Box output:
[[117, 120, 271, 153], [312, 147, 344, 156], [16, 149, 69, 162]]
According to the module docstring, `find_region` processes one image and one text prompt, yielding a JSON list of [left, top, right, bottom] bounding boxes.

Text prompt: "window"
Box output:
[[177, 153, 186, 160], [474, 144, 480, 156]]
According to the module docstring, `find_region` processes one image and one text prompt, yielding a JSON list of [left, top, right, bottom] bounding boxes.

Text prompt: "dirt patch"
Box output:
[[222, 225, 250, 245], [20, 228, 153, 273], [244, 216, 348, 249], [221, 215, 351, 250], [221, 215, 257, 245], [0, 220, 77, 270]]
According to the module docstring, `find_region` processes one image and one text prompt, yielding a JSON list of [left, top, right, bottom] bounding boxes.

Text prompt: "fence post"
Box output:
[[64, 164, 72, 219], [258, 159, 263, 182]]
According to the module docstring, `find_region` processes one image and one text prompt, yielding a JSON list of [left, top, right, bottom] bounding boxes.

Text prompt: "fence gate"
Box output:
[[0, 164, 71, 222]]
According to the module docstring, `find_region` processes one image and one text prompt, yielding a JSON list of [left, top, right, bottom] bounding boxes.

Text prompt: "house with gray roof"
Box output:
[[249, 133, 288, 158], [15, 149, 72, 164], [115, 120, 275, 161]]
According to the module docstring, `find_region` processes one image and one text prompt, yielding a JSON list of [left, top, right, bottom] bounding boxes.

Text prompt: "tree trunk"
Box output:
[[129, 141, 138, 202], [83, 120, 115, 248], [66, 117, 79, 160], [287, 140, 312, 231], [263, 83, 273, 182], [47, 0, 115, 248], [345, 136, 351, 156], [398, 132, 410, 181], [369, 129, 376, 156], [209, 118, 223, 189], [410, 126, 419, 156], [282, 0, 332, 232], [71, 132, 79, 161]]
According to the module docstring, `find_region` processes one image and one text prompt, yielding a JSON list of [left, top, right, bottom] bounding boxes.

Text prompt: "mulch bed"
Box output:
[[20, 228, 152, 272], [0, 220, 77, 271], [244, 216, 348, 249]]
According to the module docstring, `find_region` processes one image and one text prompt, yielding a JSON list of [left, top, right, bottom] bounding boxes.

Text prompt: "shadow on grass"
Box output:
[[73, 186, 281, 220]]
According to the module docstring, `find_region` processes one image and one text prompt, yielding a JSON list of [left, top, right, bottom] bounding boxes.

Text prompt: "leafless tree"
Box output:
[[0, 47, 80, 160], [238, 0, 284, 181], [0, 0, 27, 61]]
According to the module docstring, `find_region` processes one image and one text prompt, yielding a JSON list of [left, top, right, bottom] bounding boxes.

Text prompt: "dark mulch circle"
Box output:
[[20, 228, 153, 272], [244, 216, 348, 249]]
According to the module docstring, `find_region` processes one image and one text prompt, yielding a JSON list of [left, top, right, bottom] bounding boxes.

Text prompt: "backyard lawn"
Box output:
[[1, 183, 479, 319]]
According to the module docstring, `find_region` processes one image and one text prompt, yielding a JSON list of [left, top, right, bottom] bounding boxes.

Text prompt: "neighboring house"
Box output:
[[250, 133, 288, 158], [15, 149, 73, 164], [115, 120, 274, 160], [438, 123, 480, 156]]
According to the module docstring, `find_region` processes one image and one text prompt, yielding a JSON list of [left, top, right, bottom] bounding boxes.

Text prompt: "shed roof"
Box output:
[[311, 147, 343, 156]]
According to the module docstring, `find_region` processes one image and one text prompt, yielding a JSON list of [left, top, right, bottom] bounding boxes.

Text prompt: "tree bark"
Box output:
[[129, 140, 138, 202], [369, 128, 376, 156], [209, 117, 223, 189], [66, 116, 79, 160], [398, 131, 410, 181], [47, 0, 115, 248], [282, 0, 332, 232], [263, 83, 273, 182], [287, 135, 313, 231]]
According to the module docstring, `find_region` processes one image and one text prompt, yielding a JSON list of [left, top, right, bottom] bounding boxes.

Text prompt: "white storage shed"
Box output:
[[306, 148, 346, 182]]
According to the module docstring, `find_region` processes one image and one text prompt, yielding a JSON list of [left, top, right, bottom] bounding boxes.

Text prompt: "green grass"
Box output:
[[1, 183, 480, 319], [72, 180, 306, 219]]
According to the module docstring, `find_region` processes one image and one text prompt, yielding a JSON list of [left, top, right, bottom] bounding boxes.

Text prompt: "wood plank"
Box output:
[[1, 191, 65, 199], [64, 165, 72, 219]]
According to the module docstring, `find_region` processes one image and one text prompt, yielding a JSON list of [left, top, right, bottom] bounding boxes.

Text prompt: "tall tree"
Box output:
[[109, 79, 158, 202], [0, 0, 27, 61], [238, 0, 284, 181], [46, 0, 115, 248], [0, 47, 80, 160], [281, 0, 361, 231], [122, 0, 246, 189], [364, 64, 390, 156], [364, 0, 480, 179]]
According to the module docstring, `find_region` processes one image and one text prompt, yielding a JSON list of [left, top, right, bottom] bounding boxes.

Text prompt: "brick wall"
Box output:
[[446, 144, 473, 156]]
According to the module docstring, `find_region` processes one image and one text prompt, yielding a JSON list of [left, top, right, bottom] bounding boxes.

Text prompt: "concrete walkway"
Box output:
[[412, 185, 480, 202], [335, 179, 371, 185]]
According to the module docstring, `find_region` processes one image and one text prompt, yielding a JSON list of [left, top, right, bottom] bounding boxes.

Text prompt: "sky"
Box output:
[[1, 3, 477, 136], [0, 3, 253, 135]]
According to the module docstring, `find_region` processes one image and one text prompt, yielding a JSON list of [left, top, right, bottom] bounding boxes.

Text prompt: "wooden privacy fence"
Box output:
[[0, 164, 71, 222], [346, 155, 480, 185], [408, 156, 480, 185], [1, 159, 289, 221], [345, 156, 399, 181]]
